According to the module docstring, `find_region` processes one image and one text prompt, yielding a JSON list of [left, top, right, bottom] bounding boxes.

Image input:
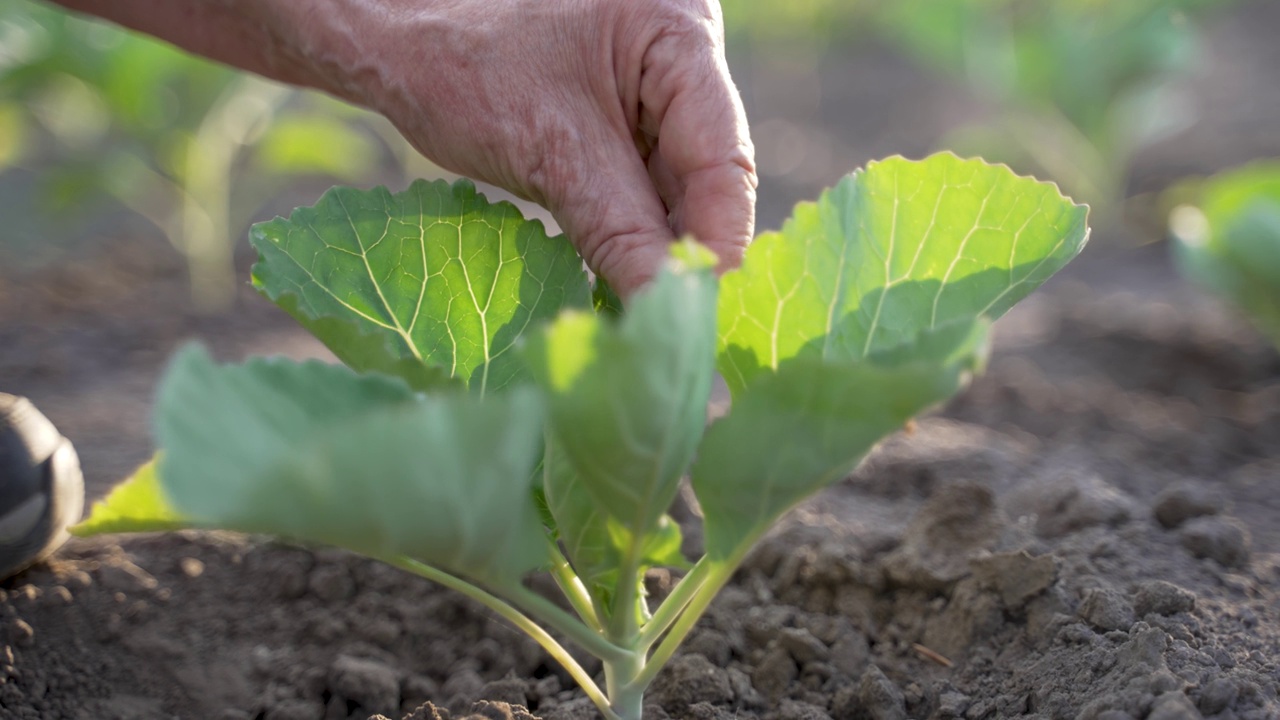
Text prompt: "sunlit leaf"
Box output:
[[251, 178, 590, 393], [717, 152, 1088, 396], [71, 458, 188, 536]]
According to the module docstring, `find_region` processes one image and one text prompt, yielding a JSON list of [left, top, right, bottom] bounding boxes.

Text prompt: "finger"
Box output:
[[545, 136, 677, 299], [638, 4, 757, 273]]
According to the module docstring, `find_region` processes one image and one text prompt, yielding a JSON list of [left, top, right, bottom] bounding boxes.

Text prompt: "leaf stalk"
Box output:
[[636, 555, 714, 651], [546, 539, 605, 633], [388, 556, 623, 718], [626, 545, 749, 693], [505, 584, 632, 665]]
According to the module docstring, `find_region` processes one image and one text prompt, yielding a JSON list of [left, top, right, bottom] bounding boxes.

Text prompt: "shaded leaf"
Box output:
[[542, 433, 613, 592], [156, 346, 549, 587], [271, 293, 459, 393], [694, 320, 990, 559], [592, 277, 625, 319]]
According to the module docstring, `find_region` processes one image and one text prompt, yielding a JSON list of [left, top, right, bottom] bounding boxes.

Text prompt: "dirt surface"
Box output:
[[1, 2, 1279, 719], [2, 230, 1277, 720]]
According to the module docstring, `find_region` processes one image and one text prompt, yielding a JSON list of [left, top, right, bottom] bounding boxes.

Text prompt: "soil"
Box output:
[[1, 2, 1278, 719]]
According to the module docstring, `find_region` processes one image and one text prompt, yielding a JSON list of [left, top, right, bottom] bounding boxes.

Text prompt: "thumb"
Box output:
[[639, 6, 757, 274]]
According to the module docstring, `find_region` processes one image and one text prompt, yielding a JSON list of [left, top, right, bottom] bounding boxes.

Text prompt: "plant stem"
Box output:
[[389, 557, 621, 719], [608, 540, 645, 641], [604, 651, 646, 720], [185, 77, 290, 311], [545, 539, 604, 633], [636, 556, 713, 651]]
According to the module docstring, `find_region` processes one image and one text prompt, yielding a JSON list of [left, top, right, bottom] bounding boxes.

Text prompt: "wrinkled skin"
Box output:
[[54, 0, 757, 297]]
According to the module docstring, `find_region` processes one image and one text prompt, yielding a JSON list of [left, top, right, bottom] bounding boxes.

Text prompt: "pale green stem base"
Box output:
[[604, 651, 647, 720], [389, 540, 755, 720], [389, 557, 625, 720]]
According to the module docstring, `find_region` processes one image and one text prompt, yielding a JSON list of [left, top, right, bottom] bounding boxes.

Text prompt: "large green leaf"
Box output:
[[71, 458, 189, 536], [251, 178, 590, 394], [1173, 161, 1280, 348], [155, 346, 549, 587], [694, 320, 989, 560], [717, 152, 1089, 395], [526, 245, 716, 578]]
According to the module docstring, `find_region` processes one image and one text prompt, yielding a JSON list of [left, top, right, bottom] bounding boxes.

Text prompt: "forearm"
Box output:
[[43, 0, 400, 108]]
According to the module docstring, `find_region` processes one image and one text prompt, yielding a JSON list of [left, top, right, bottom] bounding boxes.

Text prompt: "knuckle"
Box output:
[[660, 4, 718, 46], [629, 0, 720, 52], [585, 224, 646, 274], [523, 117, 589, 208]]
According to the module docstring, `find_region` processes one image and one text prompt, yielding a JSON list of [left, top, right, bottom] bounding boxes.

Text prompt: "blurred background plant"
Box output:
[[0, 0, 411, 310], [874, 0, 1235, 220], [723, 0, 1235, 220], [719, 0, 877, 46], [1169, 162, 1280, 349]]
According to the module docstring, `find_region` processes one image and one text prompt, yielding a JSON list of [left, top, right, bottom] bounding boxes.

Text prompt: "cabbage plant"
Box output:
[[1171, 161, 1280, 349], [76, 153, 1088, 720]]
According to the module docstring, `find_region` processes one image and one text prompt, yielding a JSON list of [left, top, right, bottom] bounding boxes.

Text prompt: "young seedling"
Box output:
[[76, 153, 1088, 720], [1170, 160, 1280, 350]]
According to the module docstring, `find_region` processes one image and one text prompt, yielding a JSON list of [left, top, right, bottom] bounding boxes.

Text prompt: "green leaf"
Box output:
[[592, 276, 625, 319], [1173, 161, 1280, 348], [865, 315, 991, 371], [526, 248, 716, 580], [542, 433, 613, 591], [71, 458, 189, 536], [155, 345, 549, 586], [271, 293, 459, 393], [717, 152, 1089, 396], [693, 320, 990, 559], [628, 513, 690, 572], [250, 178, 591, 394], [1226, 205, 1280, 293]]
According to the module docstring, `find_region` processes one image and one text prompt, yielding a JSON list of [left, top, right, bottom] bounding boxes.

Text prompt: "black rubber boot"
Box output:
[[0, 394, 84, 580]]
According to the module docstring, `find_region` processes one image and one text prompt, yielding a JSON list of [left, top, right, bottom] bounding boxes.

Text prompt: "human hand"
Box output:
[[288, 0, 757, 297], [53, 0, 756, 297]]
